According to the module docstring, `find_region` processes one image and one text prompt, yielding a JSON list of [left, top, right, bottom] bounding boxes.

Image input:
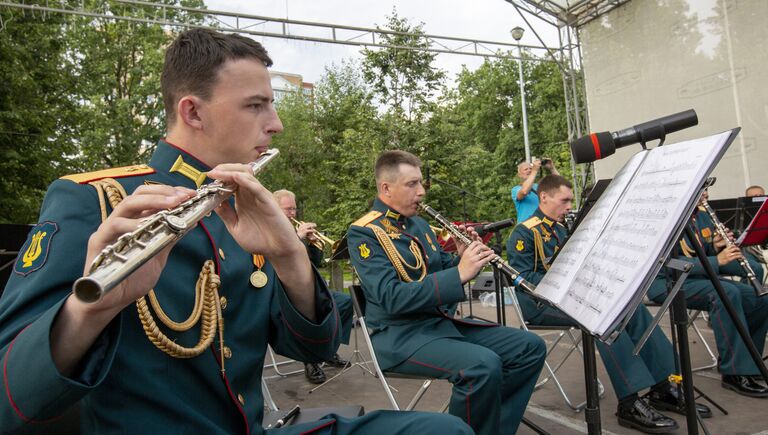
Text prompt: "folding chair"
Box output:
[[687, 309, 719, 372], [261, 376, 364, 428], [262, 345, 304, 380], [508, 288, 605, 411], [348, 285, 447, 412]]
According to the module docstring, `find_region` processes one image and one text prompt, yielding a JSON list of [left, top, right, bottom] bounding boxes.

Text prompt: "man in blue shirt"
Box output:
[[511, 158, 559, 222]]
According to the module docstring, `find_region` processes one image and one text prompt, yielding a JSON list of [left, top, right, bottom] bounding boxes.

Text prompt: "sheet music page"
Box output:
[[534, 152, 646, 305], [538, 130, 735, 335]]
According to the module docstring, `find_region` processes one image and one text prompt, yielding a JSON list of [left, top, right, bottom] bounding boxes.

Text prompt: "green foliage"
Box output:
[[361, 8, 445, 128], [0, 0, 203, 223], [1, 5, 574, 237]]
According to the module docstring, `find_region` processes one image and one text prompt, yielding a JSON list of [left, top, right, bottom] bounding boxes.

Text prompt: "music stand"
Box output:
[[570, 179, 611, 232], [330, 235, 349, 261], [736, 197, 768, 247], [708, 198, 740, 232]]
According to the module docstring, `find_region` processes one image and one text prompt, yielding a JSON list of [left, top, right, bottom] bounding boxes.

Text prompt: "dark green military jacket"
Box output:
[[0, 141, 340, 434], [347, 198, 494, 370], [506, 208, 567, 286], [647, 207, 760, 299]]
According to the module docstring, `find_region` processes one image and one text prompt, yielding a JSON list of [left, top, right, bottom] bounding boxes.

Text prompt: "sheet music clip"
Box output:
[[633, 258, 692, 355]]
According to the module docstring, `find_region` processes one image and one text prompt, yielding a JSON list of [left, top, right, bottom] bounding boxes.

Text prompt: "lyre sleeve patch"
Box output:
[[14, 221, 59, 276], [515, 239, 525, 251], [358, 242, 371, 259]]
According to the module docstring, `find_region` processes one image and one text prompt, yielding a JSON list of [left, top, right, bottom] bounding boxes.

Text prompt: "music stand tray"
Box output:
[[736, 198, 768, 247]]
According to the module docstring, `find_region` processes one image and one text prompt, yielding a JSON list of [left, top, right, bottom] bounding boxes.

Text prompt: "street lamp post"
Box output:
[[511, 26, 531, 164]]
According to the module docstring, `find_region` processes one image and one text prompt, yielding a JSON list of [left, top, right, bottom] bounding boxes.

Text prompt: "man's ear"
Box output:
[[380, 181, 391, 197], [177, 96, 204, 130]]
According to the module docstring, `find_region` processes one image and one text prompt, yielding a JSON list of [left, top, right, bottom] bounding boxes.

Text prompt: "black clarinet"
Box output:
[[701, 200, 767, 297], [418, 203, 537, 294]]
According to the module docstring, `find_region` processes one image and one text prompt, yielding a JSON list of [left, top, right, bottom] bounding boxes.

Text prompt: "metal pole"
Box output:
[[517, 43, 531, 163]]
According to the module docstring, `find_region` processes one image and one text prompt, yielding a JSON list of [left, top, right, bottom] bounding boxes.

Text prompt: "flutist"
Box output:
[[0, 29, 470, 435], [648, 190, 768, 398], [348, 150, 546, 435]]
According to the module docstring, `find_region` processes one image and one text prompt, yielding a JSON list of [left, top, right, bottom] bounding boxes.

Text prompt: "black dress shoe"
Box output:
[[325, 353, 349, 368], [722, 375, 768, 398], [616, 397, 679, 434], [748, 375, 767, 385], [645, 383, 712, 418], [305, 363, 327, 384]]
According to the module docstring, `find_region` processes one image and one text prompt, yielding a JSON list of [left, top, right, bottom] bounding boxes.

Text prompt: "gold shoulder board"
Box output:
[[351, 211, 383, 227], [60, 165, 155, 184], [522, 216, 542, 229]]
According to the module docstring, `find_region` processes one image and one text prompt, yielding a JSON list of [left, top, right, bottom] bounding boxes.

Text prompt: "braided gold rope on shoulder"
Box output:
[[88, 178, 226, 372], [532, 228, 549, 273], [368, 224, 426, 282]]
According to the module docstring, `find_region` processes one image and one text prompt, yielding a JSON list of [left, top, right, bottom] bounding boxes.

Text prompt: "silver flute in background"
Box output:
[[701, 199, 767, 297], [417, 203, 537, 294], [74, 149, 280, 303]]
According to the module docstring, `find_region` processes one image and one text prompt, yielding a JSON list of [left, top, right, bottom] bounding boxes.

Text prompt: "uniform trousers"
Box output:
[[517, 292, 675, 399], [652, 278, 768, 375], [388, 323, 546, 435]]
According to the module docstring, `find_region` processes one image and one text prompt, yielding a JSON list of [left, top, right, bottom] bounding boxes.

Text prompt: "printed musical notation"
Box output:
[[534, 130, 737, 336]]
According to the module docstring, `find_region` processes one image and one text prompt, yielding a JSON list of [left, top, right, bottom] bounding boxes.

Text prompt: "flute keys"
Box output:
[[165, 214, 188, 232]]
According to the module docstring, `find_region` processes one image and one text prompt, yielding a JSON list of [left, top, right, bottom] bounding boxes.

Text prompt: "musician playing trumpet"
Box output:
[[648, 189, 768, 398], [348, 150, 546, 435], [273, 189, 353, 384]]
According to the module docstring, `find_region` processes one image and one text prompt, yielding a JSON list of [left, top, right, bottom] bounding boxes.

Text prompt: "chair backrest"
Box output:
[[349, 284, 367, 319]]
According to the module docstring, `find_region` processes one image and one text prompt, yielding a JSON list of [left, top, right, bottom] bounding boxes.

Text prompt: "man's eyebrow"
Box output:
[[245, 95, 271, 103]]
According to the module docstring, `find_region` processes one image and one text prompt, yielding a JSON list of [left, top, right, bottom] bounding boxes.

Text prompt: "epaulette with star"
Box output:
[[522, 216, 542, 229], [351, 210, 382, 227], [60, 164, 155, 184]]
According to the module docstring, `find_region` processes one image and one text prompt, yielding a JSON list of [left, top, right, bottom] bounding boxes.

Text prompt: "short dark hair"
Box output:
[[375, 150, 422, 182], [538, 174, 572, 197], [161, 28, 273, 126]]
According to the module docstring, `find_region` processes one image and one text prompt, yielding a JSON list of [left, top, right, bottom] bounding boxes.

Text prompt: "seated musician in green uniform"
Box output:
[[348, 150, 547, 435], [507, 174, 711, 434], [648, 191, 768, 398], [274, 189, 352, 384], [694, 189, 764, 285], [0, 29, 472, 435]]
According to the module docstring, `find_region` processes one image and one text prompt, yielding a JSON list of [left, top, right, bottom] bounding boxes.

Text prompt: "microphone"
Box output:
[[570, 109, 698, 163], [473, 218, 516, 237]]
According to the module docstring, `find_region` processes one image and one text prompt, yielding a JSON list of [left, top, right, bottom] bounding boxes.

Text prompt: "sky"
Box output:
[[203, 0, 561, 85]]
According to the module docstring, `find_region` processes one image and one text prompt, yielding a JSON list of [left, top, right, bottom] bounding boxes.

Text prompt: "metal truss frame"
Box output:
[[0, 0, 557, 62], [1, 0, 629, 200], [505, 0, 630, 202]]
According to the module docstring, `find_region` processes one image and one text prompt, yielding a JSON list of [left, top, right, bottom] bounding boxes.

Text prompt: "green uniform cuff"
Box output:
[[3, 297, 120, 423], [274, 267, 339, 349]]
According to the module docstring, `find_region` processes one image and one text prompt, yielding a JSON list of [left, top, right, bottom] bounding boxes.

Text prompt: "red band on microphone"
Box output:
[[589, 133, 601, 160]]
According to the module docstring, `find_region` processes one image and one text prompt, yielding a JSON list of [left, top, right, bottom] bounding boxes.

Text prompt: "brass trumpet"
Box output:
[[291, 217, 336, 250], [430, 225, 452, 242]]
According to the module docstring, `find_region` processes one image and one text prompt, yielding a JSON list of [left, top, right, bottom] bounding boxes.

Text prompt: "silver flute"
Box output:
[[74, 149, 280, 303], [701, 199, 767, 297], [417, 203, 537, 294]]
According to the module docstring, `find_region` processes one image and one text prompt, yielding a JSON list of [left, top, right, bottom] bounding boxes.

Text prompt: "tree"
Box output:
[[361, 9, 445, 128], [0, 0, 204, 223], [0, 8, 77, 223]]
